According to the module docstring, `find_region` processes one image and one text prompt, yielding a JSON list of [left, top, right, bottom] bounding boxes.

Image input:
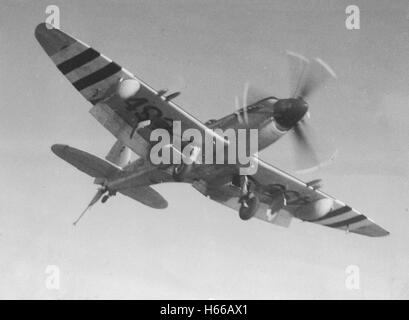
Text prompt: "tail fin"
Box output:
[[106, 140, 131, 168]]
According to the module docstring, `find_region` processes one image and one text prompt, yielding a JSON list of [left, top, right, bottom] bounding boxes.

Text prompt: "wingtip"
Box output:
[[51, 144, 69, 157], [35, 22, 47, 35], [159, 201, 169, 209], [379, 230, 390, 237], [353, 224, 390, 237], [155, 199, 169, 209], [371, 224, 390, 237], [35, 22, 57, 56], [34, 22, 53, 42], [35, 22, 75, 56]]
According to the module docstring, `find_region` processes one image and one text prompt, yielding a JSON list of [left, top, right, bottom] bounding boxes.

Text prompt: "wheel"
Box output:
[[101, 195, 109, 203], [239, 193, 260, 220]]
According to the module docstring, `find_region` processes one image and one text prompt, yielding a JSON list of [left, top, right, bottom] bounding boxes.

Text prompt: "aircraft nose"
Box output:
[[273, 98, 309, 129]]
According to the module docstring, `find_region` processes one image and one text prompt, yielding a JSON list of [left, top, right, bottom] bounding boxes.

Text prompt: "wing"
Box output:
[[35, 23, 225, 158], [198, 158, 389, 237], [252, 158, 389, 237]]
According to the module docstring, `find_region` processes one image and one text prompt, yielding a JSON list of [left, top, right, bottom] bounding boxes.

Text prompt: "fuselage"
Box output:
[[206, 97, 290, 152], [110, 97, 307, 189]]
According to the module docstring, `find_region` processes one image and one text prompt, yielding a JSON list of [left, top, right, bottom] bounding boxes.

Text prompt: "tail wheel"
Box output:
[[239, 193, 260, 220], [101, 195, 109, 203]]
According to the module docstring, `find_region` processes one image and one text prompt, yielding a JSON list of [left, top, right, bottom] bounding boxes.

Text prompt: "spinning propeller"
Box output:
[[286, 51, 337, 170], [234, 82, 250, 125], [235, 51, 337, 171]]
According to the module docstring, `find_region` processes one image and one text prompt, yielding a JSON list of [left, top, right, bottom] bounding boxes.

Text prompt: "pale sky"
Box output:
[[1, 0, 409, 299]]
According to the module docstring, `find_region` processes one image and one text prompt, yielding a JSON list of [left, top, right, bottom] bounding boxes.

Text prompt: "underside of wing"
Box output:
[[251, 158, 390, 237], [35, 23, 125, 105], [305, 203, 390, 237], [198, 158, 389, 237], [35, 23, 225, 159], [192, 179, 296, 228]]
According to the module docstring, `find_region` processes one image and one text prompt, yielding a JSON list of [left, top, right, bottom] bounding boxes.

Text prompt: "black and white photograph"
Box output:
[[0, 0, 408, 302]]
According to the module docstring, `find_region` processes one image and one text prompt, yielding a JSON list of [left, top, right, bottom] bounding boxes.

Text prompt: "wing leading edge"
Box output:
[[250, 158, 390, 237]]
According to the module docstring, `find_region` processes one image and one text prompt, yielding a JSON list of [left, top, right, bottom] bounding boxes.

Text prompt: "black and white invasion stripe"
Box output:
[[51, 43, 124, 102], [310, 205, 368, 230]]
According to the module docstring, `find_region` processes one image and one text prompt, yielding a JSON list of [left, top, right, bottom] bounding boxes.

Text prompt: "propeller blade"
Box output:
[[295, 148, 339, 174], [292, 122, 320, 170], [296, 57, 337, 99], [315, 57, 337, 78], [245, 84, 270, 105], [286, 51, 336, 100], [286, 51, 309, 98], [234, 96, 244, 124], [73, 188, 106, 226], [291, 119, 338, 172], [234, 82, 252, 125], [242, 82, 249, 125]]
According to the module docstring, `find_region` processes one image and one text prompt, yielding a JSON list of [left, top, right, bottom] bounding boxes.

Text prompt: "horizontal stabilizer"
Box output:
[[119, 186, 168, 209], [51, 144, 121, 178]]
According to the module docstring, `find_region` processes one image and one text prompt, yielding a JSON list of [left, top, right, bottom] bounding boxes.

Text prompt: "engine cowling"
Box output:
[[295, 198, 334, 221]]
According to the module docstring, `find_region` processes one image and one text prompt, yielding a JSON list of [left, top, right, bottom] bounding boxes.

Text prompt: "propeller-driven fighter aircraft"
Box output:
[[35, 23, 389, 237]]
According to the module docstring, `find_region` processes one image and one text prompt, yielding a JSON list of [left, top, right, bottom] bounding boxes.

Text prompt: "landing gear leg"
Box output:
[[238, 176, 259, 220]]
